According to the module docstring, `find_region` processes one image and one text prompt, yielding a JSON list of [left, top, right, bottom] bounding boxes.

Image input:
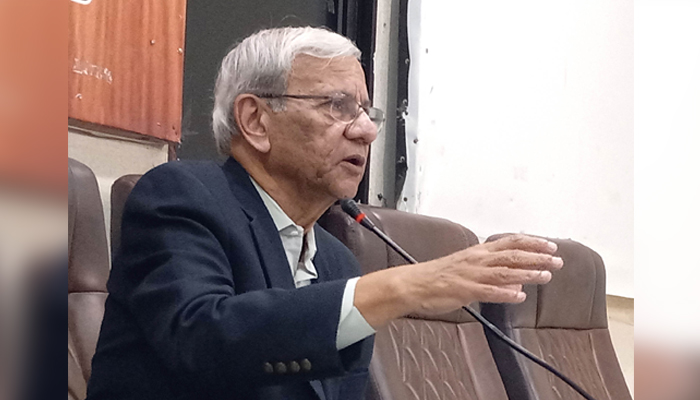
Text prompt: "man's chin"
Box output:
[[331, 183, 360, 201]]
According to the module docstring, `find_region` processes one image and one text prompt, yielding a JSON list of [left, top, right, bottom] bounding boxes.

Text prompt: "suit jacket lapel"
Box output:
[[222, 158, 335, 400], [311, 225, 335, 283], [310, 380, 328, 400], [221, 157, 295, 289]]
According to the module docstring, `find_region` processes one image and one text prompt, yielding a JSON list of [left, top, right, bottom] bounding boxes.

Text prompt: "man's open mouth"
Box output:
[[343, 155, 366, 167]]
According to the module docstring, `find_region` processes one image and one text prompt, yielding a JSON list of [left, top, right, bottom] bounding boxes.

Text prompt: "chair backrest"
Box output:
[[68, 159, 110, 400], [481, 235, 632, 400], [319, 205, 510, 400], [110, 174, 142, 256]]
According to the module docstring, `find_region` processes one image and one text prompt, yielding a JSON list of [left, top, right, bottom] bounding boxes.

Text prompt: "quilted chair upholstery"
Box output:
[[68, 159, 110, 400], [319, 205, 510, 400], [480, 234, 632, 400]]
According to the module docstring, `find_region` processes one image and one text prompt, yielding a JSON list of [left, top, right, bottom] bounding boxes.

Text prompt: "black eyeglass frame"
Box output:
[[257, 93, 385, 131]]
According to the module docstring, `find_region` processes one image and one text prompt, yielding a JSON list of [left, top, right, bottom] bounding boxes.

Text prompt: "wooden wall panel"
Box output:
[[68, 0, 187, 142]]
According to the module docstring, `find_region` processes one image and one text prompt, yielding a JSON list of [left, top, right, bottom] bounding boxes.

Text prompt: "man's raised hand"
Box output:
[[355, 234, 563, 328]]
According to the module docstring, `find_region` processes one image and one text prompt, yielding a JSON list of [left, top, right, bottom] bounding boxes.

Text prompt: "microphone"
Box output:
[[339, 199, 597, 400], [340, 198, 376, 230]]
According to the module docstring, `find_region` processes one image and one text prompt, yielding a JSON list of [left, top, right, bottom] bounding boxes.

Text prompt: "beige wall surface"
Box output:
[[68, 127, 169, 254], [607, 295, 634, 397]]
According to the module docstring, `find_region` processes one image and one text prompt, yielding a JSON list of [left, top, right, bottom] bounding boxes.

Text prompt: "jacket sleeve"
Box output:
[[108, 162, 372, 394]]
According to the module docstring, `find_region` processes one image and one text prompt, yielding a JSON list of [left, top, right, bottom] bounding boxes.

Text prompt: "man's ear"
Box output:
[[233, 94, 272, 153]]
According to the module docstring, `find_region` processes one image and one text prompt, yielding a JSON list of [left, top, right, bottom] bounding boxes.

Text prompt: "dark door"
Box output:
[[178, 0, 376, 163]]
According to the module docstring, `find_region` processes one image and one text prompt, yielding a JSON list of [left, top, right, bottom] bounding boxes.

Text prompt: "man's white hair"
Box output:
[[212, 26, 362, 155]]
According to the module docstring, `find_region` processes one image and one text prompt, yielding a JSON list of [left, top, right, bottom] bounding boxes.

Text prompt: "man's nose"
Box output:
[[344, 110, 378, 144]]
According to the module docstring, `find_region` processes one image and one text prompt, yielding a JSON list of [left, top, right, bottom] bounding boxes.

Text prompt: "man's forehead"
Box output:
[[291, 54, 362, 72], [288, 54, 367, 95]]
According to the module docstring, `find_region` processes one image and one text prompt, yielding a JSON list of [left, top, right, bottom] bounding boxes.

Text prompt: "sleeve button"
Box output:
[[263, 362, 274, 374], [289, 361, 300, 373], [300, 358, 312, 372], [274, 362, 287, 374]]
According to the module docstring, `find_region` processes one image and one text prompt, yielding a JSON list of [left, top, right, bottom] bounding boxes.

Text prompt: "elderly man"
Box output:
[[87, 26, 562, 400]]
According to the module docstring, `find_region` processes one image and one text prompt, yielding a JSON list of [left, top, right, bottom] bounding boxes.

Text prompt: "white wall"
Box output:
[[635, 0, 700, 348], [402, 0, 634, 297]]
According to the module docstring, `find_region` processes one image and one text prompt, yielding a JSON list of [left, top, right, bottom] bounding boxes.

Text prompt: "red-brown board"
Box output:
[[68, 0, 187, 142]]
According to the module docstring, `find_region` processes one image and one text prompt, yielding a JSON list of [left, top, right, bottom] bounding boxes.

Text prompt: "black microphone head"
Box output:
[[340, 198, 362, 218]]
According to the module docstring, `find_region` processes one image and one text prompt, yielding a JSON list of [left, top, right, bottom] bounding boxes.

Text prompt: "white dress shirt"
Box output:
[[251, 179, 375, 350]]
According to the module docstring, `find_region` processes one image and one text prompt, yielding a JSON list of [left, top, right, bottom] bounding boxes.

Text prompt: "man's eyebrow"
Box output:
[[336, 91, 371, 107], [333, 91, 354, 98], [327, 91, 372, 107]]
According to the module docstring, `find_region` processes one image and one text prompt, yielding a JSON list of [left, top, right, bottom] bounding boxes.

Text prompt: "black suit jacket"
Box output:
[[87, 158, 374, 400]]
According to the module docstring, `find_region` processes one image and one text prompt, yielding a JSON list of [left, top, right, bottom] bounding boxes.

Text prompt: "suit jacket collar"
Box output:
[[221, 157, 270, 222], [221, 157, 334, 283], [221, 157, 296, 289]]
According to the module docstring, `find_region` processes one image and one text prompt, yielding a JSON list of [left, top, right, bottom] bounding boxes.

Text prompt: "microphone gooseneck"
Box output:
[[339, 199, 597, 400]]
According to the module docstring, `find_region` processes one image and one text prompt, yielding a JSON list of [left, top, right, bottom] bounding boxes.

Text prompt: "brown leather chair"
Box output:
[[480, 235, 632, 400], [68, 159, 110, 400], [110, 174, 142, 256], [319, 205, 510, 400]]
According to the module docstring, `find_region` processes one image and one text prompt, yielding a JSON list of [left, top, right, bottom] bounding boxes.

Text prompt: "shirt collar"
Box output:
[[250, 177, 318, 263]]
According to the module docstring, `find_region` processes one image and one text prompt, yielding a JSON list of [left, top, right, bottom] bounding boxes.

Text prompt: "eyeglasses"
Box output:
[[258, 93, 385, 131]]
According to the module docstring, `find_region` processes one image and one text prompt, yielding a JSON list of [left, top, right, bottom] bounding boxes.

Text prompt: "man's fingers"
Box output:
[[479, 267, 552, 285], [485, 234, 558, 255], [486, 249, 563, 271], [501, 284, 523, 293], [471, 284, 527, 304]]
